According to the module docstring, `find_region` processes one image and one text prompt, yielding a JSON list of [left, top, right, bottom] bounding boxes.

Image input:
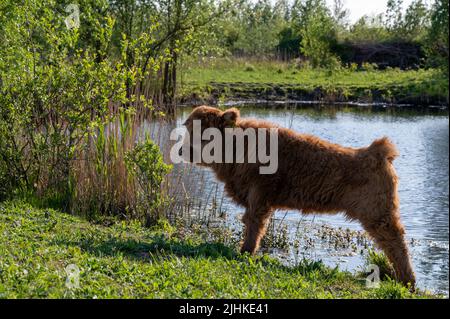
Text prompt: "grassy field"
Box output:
[[180, 59, 448, 105], [0, 200, 439, 299]]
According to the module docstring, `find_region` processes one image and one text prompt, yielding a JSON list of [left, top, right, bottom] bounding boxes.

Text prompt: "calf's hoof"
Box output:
[[240, 244, 256, 255]]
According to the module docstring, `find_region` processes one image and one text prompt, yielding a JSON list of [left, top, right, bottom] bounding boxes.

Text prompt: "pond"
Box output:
[[152, 103, 449, 295]]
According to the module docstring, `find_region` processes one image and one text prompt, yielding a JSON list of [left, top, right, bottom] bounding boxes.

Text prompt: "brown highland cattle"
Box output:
[[181, 105, 415, 288]]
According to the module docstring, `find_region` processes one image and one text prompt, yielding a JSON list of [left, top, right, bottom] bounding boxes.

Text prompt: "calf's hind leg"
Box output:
[[361, 214, 416, 289]]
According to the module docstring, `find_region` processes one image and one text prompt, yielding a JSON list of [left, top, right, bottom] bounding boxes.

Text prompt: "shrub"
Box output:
[[69, 109, 173, 224], [361, 62, 379, 72], [348, 63, 358, 72], [371, 279, 414, 299], [425, 0, 449, 73], [244, 64, 255, 72], [0, 1, 131, 203], [299, 1, 341, 69], [125, 135, 172, 225], [0, 1, 169, 222]]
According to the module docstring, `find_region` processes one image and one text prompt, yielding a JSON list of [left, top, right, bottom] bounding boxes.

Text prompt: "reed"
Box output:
[[69, 104, 172, 224]]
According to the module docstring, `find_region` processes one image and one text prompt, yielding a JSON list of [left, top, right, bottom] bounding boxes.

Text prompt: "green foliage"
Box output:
[[345, 0, 428, 44], [71, 111, 135, 220], [0, 0, 130, 201], [426, 0, 449, 72], [297, 0, 341, 68], [371, 279, 417, 299], [401, 0, 429, 40], [109, 0, 230, 103], [125, 136, 172, 225], [66, 106, 175, 224], [385, 0, 405, 33], [220, 0, 288, 56], [346, 14, 390, 43], [0, 1, 174, 222], [277, 26, 301, 56], [211, 0, 447, 71], [361, 62, 379, 72]]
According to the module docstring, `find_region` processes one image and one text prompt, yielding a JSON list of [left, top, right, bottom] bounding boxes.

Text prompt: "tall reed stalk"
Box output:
[[69, 104, 172, 224]]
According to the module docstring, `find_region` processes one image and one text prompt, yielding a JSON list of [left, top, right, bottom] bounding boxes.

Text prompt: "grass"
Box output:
[[365, 249, 396, 281], [0, 200, 440, 299], [180, 58, 448, 105]]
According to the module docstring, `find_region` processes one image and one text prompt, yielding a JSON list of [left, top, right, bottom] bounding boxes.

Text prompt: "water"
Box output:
[[156, 104, 449, 294]]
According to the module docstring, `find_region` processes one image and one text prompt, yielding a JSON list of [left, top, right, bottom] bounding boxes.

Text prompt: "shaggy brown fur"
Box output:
[[182, 105, 416, 288]]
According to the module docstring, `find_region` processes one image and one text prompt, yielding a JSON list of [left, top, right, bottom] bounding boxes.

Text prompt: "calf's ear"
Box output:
[[221, 108, 240, 127]]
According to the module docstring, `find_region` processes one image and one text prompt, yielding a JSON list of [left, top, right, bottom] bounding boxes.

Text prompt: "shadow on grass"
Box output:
[[53, 233, 333, 278], [56, 237, 342, 286], [54, 234, 239, 262]]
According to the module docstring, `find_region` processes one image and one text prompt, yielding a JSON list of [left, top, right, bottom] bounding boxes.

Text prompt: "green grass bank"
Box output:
[[0, 200, 441, 298], [180, 59, 449, 107]]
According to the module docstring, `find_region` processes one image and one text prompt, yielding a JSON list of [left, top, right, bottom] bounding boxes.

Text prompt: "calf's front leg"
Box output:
[[240, 205, 273, 254]]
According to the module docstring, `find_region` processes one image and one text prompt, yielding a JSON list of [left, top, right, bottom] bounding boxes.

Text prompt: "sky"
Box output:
[[324, 0, 417, 23]]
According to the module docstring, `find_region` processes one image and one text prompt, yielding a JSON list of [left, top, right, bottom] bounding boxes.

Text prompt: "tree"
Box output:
[[147, 0, 228, 108], [402, 0, 429, 40], [220, 0, 288, 57], [383, 0, 430, 41], [347, 14, 390, 43], [296, 0, 340, 68], [426, 0, 449, 72], [332, 0, 350, 31], [109, 0, 229, 110], [385, 0, 404, 33]]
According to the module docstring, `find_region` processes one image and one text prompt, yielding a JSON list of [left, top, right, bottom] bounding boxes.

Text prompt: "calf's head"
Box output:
[[180, 106, 240, 165]]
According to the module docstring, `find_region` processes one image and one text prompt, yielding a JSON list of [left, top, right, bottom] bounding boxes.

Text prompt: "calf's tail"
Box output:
[[365, 137, 399, 166]]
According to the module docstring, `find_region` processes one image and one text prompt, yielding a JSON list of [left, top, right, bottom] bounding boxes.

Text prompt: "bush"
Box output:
[[299, 1, 341, 69], [0, 1, 170, 222], [361, 62, 379, 72], [68, 110, 172, 224], [125, 135, 172, 225], [425, 0, 449, 73], [0, 1, 130, 202], [244, 64, 255, 72]]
